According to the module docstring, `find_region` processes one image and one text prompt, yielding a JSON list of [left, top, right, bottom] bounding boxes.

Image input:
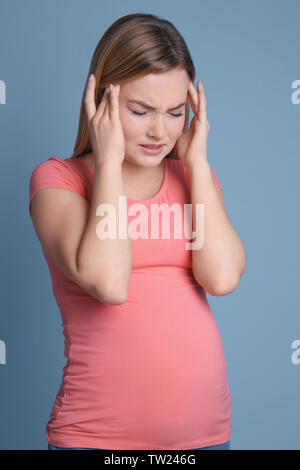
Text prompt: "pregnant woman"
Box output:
[[29, 13, 246, 450]]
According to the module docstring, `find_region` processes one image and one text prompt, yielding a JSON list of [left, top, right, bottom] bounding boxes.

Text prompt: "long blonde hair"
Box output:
[[71, 13, 195, 161]]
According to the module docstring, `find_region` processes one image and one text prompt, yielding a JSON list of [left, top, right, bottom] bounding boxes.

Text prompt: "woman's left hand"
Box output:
[[174, 80, 210, 167]]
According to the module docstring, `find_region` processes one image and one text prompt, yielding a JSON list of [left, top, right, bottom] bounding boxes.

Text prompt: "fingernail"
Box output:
[[109, 83, 113, 92], [88, 74, 94, 82]]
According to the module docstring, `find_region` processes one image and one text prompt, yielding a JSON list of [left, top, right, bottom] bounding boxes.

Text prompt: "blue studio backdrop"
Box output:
[[0, 0, 299, 450]]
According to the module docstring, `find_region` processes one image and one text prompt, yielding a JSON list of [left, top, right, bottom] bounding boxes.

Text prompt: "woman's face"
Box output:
[[118, 67, 190, 167]]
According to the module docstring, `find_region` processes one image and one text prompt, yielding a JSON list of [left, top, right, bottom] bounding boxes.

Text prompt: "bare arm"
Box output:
[[76, 160, 131, 303], [30, 81, 131, 305], [76, 77, 131, 302], [187, 160, 246, 296]]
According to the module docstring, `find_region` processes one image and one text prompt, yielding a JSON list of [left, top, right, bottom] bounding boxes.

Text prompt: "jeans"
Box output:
[[48, 440, 230, 450]]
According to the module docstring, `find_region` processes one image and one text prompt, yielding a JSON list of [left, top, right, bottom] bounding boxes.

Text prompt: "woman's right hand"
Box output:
[[84, 74, 125, 166]]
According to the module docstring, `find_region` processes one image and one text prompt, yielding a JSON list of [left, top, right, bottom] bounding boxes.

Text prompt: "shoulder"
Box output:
[[29, 156, 87, 216], [30, 156, 84, 187], [30, 156, 84, 181]]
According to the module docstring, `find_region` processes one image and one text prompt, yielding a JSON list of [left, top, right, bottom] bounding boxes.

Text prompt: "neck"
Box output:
[[121, 157, 165, 177]]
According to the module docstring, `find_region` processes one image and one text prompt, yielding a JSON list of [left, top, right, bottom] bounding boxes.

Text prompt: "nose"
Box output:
[[146, 113, 166, 141]]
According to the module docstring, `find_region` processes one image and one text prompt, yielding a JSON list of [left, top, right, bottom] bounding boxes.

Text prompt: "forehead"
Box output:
[[120, 68, 190, 104]]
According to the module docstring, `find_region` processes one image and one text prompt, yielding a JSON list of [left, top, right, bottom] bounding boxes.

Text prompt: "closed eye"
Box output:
[[131, 111, 184, 118]]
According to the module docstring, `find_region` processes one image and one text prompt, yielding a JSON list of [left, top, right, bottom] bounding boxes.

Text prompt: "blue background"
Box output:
[[0, 0, 299, 450]]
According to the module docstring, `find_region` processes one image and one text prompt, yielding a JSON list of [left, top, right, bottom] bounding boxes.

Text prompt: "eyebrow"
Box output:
[[127, 100, 186, 111]]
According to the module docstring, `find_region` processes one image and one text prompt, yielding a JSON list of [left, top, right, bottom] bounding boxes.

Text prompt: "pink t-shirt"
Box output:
[[28, 156, 232, 450]]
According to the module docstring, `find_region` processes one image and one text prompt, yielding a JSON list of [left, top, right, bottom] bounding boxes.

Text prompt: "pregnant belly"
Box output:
[[100, 276, 232, 445], [51, 268, 232, 447]]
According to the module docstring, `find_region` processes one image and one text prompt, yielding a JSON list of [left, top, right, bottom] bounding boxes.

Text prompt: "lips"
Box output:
[[139, 144, 165, 155], [141, 144, 164, 148]]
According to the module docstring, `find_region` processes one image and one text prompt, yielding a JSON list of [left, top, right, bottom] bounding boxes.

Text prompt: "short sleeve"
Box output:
[[210, 167, 223, 190], [28, 157, 86, 217], [182, 163, 223, 191]]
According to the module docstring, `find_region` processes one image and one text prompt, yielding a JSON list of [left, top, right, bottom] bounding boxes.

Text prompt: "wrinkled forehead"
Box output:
[[119, 69, 190, 106]]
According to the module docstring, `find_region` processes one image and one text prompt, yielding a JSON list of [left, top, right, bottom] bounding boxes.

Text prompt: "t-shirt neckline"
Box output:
[[69, 156, 170, 205]]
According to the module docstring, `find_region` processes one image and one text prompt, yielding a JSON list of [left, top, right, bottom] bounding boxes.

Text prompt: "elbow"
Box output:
[[93, 278, 128, 305], [209, 273, 241, 296], [199, 253, 246, 297]]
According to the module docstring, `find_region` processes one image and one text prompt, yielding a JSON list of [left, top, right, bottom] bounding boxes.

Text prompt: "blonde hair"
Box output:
[[72, 13, 195, 161]]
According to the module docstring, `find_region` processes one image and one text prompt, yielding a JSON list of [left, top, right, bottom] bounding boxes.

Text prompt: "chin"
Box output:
[[124, 152, 165, 167]]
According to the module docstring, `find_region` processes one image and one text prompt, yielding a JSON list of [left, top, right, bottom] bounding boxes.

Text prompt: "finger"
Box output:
[[201, 81, 207, 108], [115, 83, 120, 101], [197, 81, 201, 121], [198, 81, 208, 123], [84, 75, 97, 122], [95, 86, 110, 120], [108, 84, 114, 121], [109, 84, 120, 121], [187, 81, 198, 116], [102, 86, 111, 120]]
